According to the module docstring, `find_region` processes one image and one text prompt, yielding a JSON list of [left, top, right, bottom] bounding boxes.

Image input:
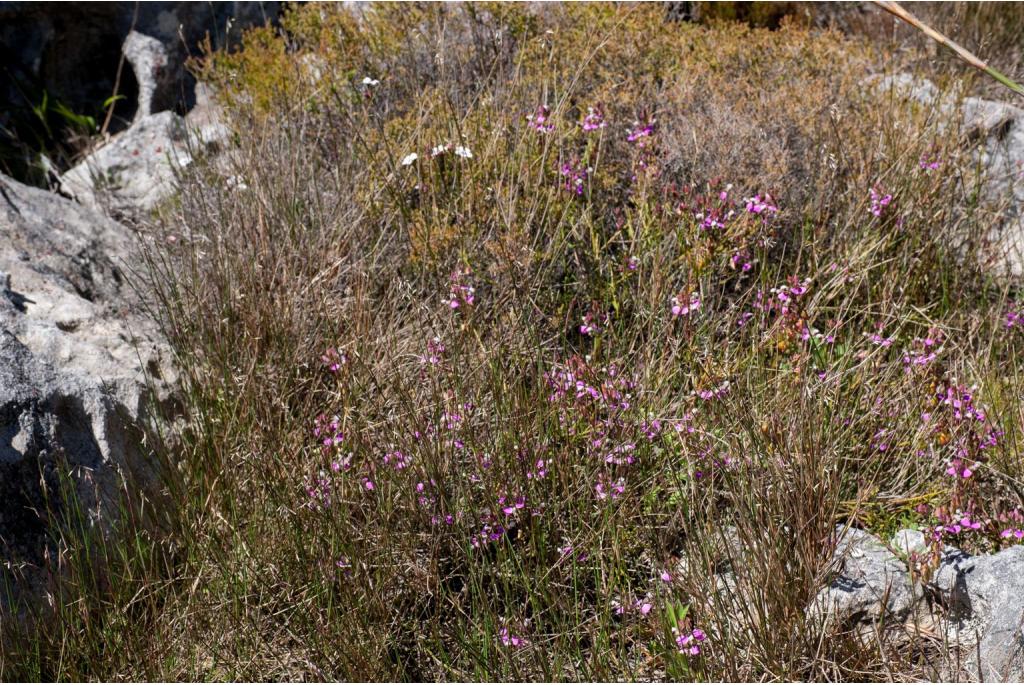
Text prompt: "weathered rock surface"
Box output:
[[58, 30, 232, 217], [874, 74, 1024, 278], [927, 542, 1024, 681], [0, 172, 172, 614], [818, 526, 1024, 681], [59, 110, 194, 217], [812, 526, 916, 627]]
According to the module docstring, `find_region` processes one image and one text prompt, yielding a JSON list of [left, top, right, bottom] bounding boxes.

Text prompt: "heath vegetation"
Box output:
[[5, 3, 1024, 681]]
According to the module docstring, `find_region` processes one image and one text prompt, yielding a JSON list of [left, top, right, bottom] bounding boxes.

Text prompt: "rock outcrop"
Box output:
[[59, 32, 231, 217], [817, 526, 1024, 681], [0, 171, 172, 615], [0, 2, 278, 122], [812, 527, 916, 628], [874, 74, 1024, 278]]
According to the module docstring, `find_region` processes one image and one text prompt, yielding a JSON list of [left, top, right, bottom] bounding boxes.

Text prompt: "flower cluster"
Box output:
[[446, 269, 476, 309], [314, 414, 345, 456], [579, 309, 608, 336], [919, 153, 941, 171], [744, 194, 778, 215], [582, 105, 606, 132], [321, 347, 348, 373], [420, 337, 446, 366], [902, 331, 941, 369], [527, 104, 555, 133], [560, 160, 590, 196], [1007, 302, 1023, 329], [499, 626, 528, 648], [869, 186, 893, 217], [627, 118, 655, 144], [670, 291, 701, 318], [673, 626, 707, 656]]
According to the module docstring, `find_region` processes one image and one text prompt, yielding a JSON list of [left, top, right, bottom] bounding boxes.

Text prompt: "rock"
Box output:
[[185, 82, 232, 150], [0, 2, 279, 124], [123, 31, 171, 124], [873, 75, 1024, 278], [926, 545, 1024, 681], [961, 97, 1024, 279], [58, 28, 237, 217], [815, 526, 1024, 679], [890, 527, 929, 557], [59, 111, 192, 216], [0, 172, 172, 616], [811, 526, 915, 627]]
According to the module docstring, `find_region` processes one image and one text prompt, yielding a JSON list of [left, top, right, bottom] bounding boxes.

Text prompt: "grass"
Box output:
[[4, 2, 1024, 681]]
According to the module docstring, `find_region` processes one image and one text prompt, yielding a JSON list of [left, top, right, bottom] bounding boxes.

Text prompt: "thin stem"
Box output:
[[873, 0, 1024, 98]]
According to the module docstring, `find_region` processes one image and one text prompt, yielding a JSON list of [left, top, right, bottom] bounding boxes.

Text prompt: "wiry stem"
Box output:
[[874, 0, 1024, 98]]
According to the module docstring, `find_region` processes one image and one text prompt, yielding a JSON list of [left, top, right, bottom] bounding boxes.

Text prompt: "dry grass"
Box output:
[[4, 3, 1024, 681]]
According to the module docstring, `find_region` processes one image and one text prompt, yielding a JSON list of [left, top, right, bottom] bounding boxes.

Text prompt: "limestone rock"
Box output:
[[0, 172, 171, 615], [812, 527, 915, 627], [59, 111, 191, 216], [930, 545, 1024, 681], [123, 31, 171, 123]]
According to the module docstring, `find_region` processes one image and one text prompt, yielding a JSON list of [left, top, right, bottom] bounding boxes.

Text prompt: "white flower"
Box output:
[[401, 152, 419, 166], [454, 145, 473, 159], [361, 76, 380, 86], [431, 144, 449, 157]]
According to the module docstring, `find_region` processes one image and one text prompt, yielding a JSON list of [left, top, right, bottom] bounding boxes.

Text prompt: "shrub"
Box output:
[[10, 3, 1024, 681]]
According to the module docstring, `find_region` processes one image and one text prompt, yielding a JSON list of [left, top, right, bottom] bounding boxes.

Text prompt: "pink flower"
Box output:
[[946, 458, 974, 479], [527, 105, 555, 133], [582, 105, 606, 131], [869, 186, 893, 217], [501, 495, 526, 516], [579, 310, 606, 336], [627, 119, 655, 143], [1006, 304, 1022, 329], [446, 269, 476, 309], [674, 627, 707, 656], [868, 332, 894, 347], [321, 347, 347, 373], [745, 194, 778, 215], [560, 160, 589, 196], [671, 292, 701, 318], [595, 476, 626, 500], [499, 627, 528, 648], [731, 252, 753, 272]]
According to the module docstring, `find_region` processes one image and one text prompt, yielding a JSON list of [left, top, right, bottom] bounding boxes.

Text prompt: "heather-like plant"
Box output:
[[8, 3, 1024, 681]]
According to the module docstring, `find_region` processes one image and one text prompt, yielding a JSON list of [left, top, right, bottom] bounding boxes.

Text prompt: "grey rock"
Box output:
[[123, 31, 171, 123], [891, 528, 929, 557], [185, 82, 232, 150], [812, 526, 915, 627], [0, 172, 171, 615], [872, 73, 943, 108], [820, 527, 1024, 679], [873, 75, 1024, 278], [961, 97, 1024, 279], [59, 111, 192, 216], [931, 546, 1024, 681]]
